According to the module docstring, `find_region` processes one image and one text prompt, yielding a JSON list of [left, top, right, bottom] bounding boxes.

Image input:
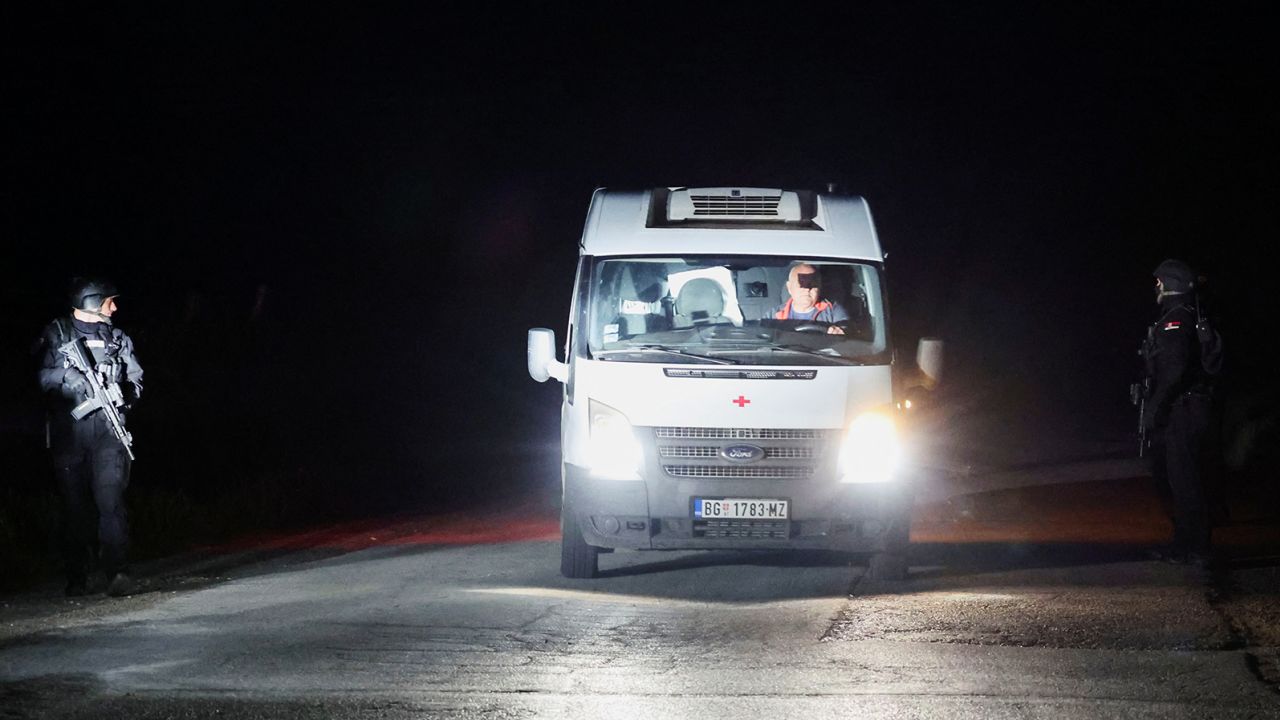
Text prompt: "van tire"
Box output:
[[885, 513, 911, 552], [869, 513, 911, 581], [560, 508, 599, 579], [868, 551, 908, 582]]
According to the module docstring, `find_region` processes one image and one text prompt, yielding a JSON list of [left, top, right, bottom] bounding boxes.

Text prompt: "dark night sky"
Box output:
[[4, 3, 1277, 498]]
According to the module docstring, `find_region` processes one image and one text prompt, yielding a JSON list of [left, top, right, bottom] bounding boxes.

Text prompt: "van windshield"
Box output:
[[583, 256, 890, 366]]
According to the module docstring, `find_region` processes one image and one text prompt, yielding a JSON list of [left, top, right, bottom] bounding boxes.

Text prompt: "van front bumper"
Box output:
[[563, 463, 911, 554]]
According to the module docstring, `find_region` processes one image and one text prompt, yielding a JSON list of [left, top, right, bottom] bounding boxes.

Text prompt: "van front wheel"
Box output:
[[560, 508, 600, 579], [868, 551, 908, 581], [868, 514, 911, 581]]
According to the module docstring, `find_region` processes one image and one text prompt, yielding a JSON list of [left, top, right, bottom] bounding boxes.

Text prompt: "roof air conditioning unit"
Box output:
[[667, 187, 802, 222]]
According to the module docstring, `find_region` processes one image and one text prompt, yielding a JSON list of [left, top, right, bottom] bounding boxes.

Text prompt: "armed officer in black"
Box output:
[[1141, 259, 1214, 565], [36, 279, 144, 596]]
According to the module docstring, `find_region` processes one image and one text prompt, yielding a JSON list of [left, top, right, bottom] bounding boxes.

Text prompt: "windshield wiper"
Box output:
[[764, 345, 866, 365], [595, 345, 739, 365]]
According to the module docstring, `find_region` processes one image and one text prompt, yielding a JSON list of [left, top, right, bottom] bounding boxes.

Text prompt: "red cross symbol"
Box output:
[[732, 395, 751, 408]]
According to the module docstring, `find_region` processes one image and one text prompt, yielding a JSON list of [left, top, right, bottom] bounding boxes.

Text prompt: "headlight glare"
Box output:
[[839, 411, 902, 483], [587, 400, 642, 480]]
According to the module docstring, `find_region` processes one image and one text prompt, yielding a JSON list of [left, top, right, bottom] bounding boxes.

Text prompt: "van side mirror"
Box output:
[[916, 337, 944, 389], [528, 328, 569, 383]]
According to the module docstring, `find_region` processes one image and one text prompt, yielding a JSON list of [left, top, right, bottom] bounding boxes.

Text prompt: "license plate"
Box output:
[[694, 498, 789, 520]]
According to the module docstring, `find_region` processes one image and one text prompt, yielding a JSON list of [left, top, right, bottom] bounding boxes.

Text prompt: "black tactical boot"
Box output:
[[106, 572, 138, 597]]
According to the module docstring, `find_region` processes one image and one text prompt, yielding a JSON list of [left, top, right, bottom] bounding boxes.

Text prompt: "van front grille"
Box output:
[[659, 446, 814, 460], [695, 519, 789, 539], [664, 465, 814, 479], [651, 426, 829, 481], [660, 447, 719, 458]]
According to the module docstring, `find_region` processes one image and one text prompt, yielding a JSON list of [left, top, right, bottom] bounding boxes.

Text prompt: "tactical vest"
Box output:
[[1144, 303, 1215, 393], [53, 318, 125, 379]]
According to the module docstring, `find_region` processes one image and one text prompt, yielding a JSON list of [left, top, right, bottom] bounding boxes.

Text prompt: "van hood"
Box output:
[[573, 359, 892, 429]]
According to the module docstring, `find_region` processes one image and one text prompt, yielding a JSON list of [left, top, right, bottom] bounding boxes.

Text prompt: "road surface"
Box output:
[[3, 475, 1280, 719]]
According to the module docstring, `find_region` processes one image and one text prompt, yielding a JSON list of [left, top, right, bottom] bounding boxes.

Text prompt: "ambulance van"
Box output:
[[527, 187, 942, 579]]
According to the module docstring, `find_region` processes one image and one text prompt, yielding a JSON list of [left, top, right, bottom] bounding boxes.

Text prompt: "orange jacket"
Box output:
[[774, 299, 835, 320]]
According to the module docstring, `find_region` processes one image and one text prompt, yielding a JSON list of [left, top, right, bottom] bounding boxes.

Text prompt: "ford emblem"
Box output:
[[721, 444, 765, 463]]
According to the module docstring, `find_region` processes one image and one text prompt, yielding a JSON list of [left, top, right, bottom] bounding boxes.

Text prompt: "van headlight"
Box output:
[[587, 400, 643, 480], [838, 411, 902, 484]]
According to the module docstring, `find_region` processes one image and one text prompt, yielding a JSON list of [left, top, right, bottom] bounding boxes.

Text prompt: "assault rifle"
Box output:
[[1129, 375, 1150, 458], [1193, 283, 1224, 377], [58, 337, 135, 460]]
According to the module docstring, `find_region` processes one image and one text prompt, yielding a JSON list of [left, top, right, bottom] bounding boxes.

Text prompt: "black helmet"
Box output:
[[1153, 259, 1195, 293], [69, 277, 119, 312]]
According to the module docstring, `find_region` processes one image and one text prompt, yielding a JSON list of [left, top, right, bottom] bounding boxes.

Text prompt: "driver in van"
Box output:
[[769, 263, 848, 335]]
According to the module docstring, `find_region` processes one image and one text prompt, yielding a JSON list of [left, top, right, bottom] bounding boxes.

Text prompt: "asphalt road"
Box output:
[[3, 476, 1280, 720]]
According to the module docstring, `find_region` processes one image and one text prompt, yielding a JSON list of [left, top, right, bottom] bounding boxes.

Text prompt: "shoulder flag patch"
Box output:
[[1163, 321, 1183, 331]]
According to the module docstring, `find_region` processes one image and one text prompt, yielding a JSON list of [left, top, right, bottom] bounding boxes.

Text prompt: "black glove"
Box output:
[[61, 368, 89, 401]]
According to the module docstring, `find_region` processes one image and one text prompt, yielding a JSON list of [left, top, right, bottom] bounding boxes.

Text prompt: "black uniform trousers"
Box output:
[[1151, 393, 1212, 556], [51, 411, 131, 581]]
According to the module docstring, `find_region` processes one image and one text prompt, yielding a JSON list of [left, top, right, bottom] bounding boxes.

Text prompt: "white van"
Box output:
[[528, 187, 942, 579]]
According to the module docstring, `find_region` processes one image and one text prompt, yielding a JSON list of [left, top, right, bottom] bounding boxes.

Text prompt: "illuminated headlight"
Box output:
[[838, 411, 902, 483], [587, 400, 643, 480]]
